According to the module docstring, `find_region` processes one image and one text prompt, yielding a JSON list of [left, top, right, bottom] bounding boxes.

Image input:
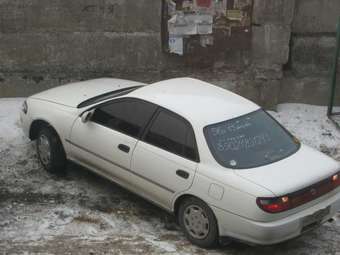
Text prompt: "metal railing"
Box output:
[[327, 17, 340, 127]]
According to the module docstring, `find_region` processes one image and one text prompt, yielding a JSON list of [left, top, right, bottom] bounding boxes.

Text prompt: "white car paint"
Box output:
[[235, 144, 339, 196], [20, 77, 340, 245], [32, 78, 146, 107]]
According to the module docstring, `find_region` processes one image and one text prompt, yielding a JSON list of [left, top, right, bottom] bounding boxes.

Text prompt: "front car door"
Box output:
[[67, 98, 157, 188], [131, 109, 199, 210]]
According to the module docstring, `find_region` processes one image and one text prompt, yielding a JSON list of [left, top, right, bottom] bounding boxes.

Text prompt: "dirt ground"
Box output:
[[0, 99, 339, 255]]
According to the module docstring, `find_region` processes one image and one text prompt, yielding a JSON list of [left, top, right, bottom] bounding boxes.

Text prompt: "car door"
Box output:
[[68, 98, 157, 187], [131, 109, 199, 209]]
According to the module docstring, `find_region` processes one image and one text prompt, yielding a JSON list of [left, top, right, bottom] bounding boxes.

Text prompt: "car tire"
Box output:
[[36, 126, 67, 174], [178, 197, 219, 248]]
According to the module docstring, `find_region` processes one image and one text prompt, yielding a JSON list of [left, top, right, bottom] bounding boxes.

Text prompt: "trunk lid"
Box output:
[[235, 144, 339, 196]]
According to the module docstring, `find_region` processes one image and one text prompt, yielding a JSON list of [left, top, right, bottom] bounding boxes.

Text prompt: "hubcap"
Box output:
[[183, 205, 210, 239], [38, 134, 51, 166]]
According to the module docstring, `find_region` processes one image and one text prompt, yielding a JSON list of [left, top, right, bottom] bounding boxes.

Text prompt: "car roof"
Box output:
[[129, 78, 260, 127]]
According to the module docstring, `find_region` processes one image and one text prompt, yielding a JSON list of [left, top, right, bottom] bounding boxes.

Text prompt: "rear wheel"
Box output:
[[36, 126, 66, 174], [178, 197, 219, 248]]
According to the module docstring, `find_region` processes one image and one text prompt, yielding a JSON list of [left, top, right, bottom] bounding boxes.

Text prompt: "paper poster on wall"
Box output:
[[164, 0, 253, 55], [169, 35, 184, 55], [168, 13, 213, 36]]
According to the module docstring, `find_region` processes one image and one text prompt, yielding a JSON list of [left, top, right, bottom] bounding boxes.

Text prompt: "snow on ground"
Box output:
[[270, 104, 340, 161], [0, 98, 339, 254]]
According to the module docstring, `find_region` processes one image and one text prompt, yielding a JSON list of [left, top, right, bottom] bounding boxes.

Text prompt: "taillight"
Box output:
[[332, 173, 340, 186], [256, 196, 291, 213], [257, 171, 340, 214]]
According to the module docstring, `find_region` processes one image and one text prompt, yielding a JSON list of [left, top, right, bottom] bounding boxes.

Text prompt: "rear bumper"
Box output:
[[213, 190, 340, 245]]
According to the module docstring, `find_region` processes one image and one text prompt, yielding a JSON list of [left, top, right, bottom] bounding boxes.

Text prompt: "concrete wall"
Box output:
[[291, 0, 340, 75], [0, 0, 339, 108], [252, 0, 294, 70], [0, 0, 163, 96], [0, 0, 298, 109]]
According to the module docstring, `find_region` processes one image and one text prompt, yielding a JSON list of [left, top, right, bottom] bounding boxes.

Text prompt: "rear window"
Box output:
[[204, 109, 300, 169]]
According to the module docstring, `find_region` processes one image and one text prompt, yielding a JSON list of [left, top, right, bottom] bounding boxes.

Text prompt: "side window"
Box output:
[[91, 99, 157, 138], [144, 110, 198, 161]]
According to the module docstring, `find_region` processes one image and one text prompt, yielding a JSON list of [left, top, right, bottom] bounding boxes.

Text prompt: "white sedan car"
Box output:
[[21, 78, 340, 248]]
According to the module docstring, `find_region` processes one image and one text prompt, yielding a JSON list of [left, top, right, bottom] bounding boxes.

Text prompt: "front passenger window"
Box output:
[[91, 99, 157, 138], [144, 111, 199, 161]]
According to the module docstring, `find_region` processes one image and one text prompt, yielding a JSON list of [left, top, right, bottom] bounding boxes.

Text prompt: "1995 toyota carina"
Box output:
[[20, 78, 340, 248]]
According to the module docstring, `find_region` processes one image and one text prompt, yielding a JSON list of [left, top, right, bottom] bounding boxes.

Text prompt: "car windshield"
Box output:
[[204, 109, 300, 169]]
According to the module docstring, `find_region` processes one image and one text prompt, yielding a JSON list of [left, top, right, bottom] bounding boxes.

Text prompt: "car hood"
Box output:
[[31, 78, 145, 108], [234, 144, 340, 196]]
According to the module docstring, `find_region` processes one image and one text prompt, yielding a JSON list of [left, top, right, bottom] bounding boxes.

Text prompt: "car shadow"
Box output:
[[64, 161, 180, 230], [55, 161, 337, 254]]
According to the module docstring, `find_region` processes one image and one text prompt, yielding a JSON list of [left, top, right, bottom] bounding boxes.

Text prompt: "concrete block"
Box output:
[[0, 70, 162, 97], [234, 79, 261, 106], [258, 80, 281, 110], [253, 0, 295, 25], [252, 24, 291, 66], [279, 75, 340, 106], [0, 32, 162, 73], [0, 0, 161, 33], [292, 0, 340, 34], [291, 36, 338, 75]]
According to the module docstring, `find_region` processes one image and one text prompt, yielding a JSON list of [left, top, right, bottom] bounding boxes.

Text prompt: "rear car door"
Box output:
[[68, 98, 157, 185], [131, 109, 199, 209]]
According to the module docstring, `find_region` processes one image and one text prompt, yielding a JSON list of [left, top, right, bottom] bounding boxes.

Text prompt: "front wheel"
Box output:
[[178, 197, 219, 248], [36, 126, 66, 174]]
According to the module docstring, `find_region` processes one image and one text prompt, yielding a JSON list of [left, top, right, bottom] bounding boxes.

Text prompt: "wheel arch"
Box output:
[[173, 193, 213, 218], [174, 193, 221, 248], [29, 119, 56, 140]]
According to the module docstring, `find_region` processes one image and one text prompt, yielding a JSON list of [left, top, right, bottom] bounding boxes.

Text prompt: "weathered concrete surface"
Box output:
[[292, 0, 340, 34], [0, 0, 339, 107], [0, 69, 282, 109], [252, 24, 291, 67], [0, 32, 162, 72], [253, 0, 295, 25], [291, 36, 338, 75], [0, 70, 162, 97], [251, 0, 294, 78], [290, 0, 340, 75], [0, 0, 163, 98], [0, 0, 161, 33], [279, 74, 340, 106]]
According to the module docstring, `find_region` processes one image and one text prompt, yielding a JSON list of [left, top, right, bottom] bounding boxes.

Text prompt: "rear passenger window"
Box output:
[[91, 99, 157, 138], [144, 111, 199, 161]]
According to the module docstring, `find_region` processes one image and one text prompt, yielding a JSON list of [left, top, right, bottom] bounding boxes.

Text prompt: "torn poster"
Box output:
[[164, 0, 253, 56], [200, 35, 214, 47], [169, 35, 184, 55], [167, 0, 177, 16], [168, 13, 213, 35], [168, 13, 197, 35]]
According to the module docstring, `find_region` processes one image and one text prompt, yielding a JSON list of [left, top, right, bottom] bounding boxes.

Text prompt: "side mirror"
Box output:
[[81, 110, 95, 123]]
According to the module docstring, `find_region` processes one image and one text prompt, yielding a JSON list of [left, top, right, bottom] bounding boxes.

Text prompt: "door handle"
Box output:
[[118, 144, 130, 153], [176, 169, 189, 179]]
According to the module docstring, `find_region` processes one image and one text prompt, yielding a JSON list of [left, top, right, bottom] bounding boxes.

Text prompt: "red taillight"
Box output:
[[257, 171, 340, 214], [256, 196, 291, 213], [332, 174, 339, 185]]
